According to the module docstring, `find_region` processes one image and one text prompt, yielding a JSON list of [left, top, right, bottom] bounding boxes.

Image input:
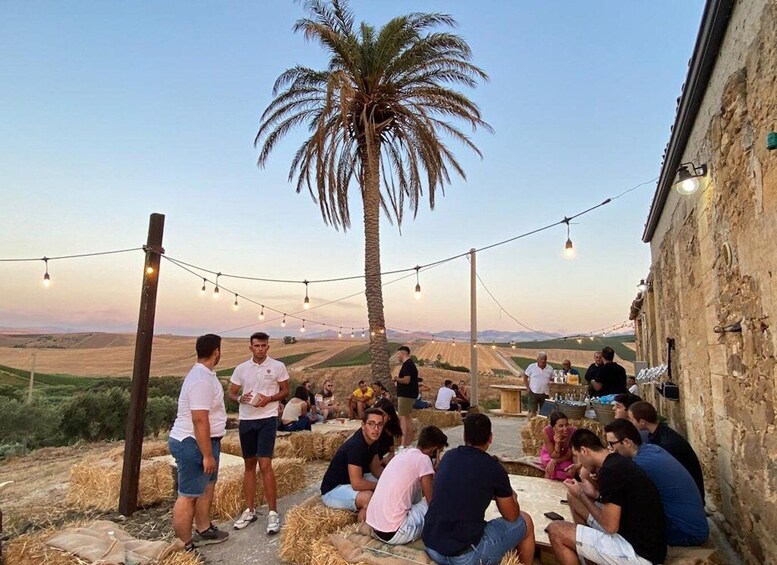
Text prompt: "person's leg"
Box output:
[[242, 457, 258, 510], [321, 484, 359, 512], [258, 457, 277, 512], [546, 521, 580, 565], [473, 516, 531, 565], [194, 481, 216, 532], [354, 490, 373, 523], [527, 393, 538, 416], [348, 398, 357, 419], [567, 494, 590, 525], [388, 499, 428, 544], [515, 512, 535, 565], [172, 496, 198, 544], [537, 394, 548, 411]]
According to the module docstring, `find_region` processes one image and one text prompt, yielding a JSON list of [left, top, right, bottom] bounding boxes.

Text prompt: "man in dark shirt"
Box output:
[[393, 345, 418, 448], [422, 414, 535, 565], [584, 350, 603, 396], [629, 401, 705, 503], [321, 408, 384, 521], [593, 347, 628, 397], [547, 429, 666, 565]]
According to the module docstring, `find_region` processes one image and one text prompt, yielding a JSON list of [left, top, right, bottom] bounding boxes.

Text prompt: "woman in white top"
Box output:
[[280, 386, 312, 432]]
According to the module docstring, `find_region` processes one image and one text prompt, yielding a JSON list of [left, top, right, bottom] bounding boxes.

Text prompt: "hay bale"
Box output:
[[67, 457, 174, 511], [499, 551, 523, 565], [288, 432, 319, 460], [322, 432, 350, 459], [105, 440, 170, 462], [411, 409, 461, 428], [212, 457, 305, 521], [275, 436, 297, 458], [219, 433, 243, 457], [280, 499, 357, 565]]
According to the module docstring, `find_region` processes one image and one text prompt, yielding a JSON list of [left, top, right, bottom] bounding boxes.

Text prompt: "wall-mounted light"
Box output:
[[637, 279, 649, 293], [673, 162, 708, 195]]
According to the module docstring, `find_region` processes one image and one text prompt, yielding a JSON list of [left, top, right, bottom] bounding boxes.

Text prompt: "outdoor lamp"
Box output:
[[673, 163, 708, 195], [637, 279, 648, 293]]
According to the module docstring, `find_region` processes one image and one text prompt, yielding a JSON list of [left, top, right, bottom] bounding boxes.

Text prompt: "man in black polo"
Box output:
[[584, 350, 603, 396], [393, 345, 417, 448], [547, 429, 666, 565], [592, 346, 628, 397], [422, 414, 535, 565]]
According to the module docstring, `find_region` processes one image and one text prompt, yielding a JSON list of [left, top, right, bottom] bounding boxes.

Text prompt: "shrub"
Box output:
[[0, 397, 62, 451], [145, 395, 178, 438], [60, 387, 130, 442]]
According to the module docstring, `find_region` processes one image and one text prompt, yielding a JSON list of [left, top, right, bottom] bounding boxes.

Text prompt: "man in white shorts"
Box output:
[[366, 426, 448, 545], [547, 429, 666, 565]]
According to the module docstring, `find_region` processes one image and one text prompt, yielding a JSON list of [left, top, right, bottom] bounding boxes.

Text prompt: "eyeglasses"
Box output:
[[365, 421, 385, 429], [606, 440, 623, 450]]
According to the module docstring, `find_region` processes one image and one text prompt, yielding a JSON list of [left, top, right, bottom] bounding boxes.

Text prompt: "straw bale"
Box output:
[[499, 551, 523, 565], [411, 409, 462, 428], [105, 440, 170, 462], [322, 431, 350, 459], [212, 457, 305, 521], [280, 500, 357, 565], [289, 432, 318, 459], [219, 433, 243, 457], [275, 436, 297, 458], [67, 457, 174, 511]]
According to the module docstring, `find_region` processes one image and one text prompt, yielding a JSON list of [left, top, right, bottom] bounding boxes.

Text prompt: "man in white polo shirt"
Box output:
[[168, 334, 229, 552], [523, 351, 554, 416], [228, 332, 290, 534]]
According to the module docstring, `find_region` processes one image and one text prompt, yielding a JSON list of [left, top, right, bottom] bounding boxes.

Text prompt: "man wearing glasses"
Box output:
[[320, 407, 385, 521], [546, 429, 666, 565]]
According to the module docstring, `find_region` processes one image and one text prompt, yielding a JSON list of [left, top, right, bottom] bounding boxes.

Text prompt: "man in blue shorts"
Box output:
[[168, 334, 229, 552], [422, 413, 535, 565], [228, 332, 290, 534]]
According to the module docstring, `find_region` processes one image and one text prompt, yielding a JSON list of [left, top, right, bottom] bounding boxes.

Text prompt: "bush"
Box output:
[[145, 395, 178, 438], [0, 384, 23, 401], [60, 387, 130, 442], [0, 397, 63, 451]]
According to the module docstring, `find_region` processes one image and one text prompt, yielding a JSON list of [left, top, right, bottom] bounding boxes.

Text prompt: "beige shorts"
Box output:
[[397, 396, 415, 417]]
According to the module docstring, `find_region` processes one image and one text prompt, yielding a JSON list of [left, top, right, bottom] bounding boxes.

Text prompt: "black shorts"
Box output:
[[239, 417, 278, 459]]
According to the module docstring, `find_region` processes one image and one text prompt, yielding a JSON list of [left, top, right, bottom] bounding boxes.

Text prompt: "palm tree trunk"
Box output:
[[362, 140, 390, 381]]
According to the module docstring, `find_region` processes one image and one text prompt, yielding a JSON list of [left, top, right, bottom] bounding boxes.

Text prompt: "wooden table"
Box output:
[[490, 384, 528, 416]]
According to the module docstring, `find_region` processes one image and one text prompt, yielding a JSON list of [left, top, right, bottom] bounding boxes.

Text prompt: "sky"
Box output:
[[0, 1, 706, 338]]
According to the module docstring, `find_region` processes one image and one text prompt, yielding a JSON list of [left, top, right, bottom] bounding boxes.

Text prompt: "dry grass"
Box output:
[[280, 499, 357, 565], [412, 409, 462, 429], [212, 457, 305, 520], [67, 458, 174, 511]]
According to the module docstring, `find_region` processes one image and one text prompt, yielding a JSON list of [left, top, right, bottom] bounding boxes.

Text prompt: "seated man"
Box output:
[[627, 375, 639, 395], [366, 426, 448, 545], [321, 408, 384, 521], [423, 414, 535, 565], [613, 393, 642, 420], [546, 429, 666, 565], [434, 380, 459, 411], [348, 380, 375, 419], [605, 419, 709, 546], [319, 379, 341, 420], [561, 359, 580, 383], [628, 401, 705, 503]]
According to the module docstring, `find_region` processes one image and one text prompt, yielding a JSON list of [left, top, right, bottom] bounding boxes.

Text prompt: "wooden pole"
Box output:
[[27, 352, 36, 403], [470, 248, 479, 407], [119, 213, 165, 516]]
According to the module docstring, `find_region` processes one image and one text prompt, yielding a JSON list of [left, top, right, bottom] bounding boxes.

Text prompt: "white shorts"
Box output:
[[372, 499, 428, 545], [575, 515, 652, 565]]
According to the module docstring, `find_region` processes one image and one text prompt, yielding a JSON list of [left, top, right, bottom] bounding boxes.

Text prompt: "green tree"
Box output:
[[256, 0, 490, 380]]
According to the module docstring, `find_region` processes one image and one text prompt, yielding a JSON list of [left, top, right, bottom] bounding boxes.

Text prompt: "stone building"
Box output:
[[631, 0, 776, 562]]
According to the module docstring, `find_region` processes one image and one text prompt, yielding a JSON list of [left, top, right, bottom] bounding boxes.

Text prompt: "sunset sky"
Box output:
[[0, 1, 705, 338]]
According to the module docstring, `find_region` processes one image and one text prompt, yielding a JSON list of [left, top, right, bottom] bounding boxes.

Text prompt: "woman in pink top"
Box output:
[[540, 411, 577, 480]]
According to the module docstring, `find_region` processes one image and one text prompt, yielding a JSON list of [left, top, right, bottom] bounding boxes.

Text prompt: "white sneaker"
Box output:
[[233, 508, 257, 530], [267, 511, 281, 534]]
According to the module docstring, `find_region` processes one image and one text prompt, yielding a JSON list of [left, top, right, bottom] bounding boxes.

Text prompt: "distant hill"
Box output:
[[302, 328, 560, 342]]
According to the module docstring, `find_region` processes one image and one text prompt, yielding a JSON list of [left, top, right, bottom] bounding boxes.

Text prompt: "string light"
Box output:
[[213, 273, 221, 299], [563, 218, 575, 258], [361, 329, 366, 338], [491, 342, 496, 349], [431, 335, 435, 343], [371, 330, 375, 337], [510, 341, 515, 349], [452, 338, 456, 346], [303, 280, 310, 309], [233, 294, 239, 311], [281, 314, 286, 328], [338, 327, 342, 339], [300, 320, 306, 333], [42, 257, 50, 287], [200, 278, 207, 295], [414, 266, 421, 300], [350, 329, 355, 338], [258, 306, 265, 320]]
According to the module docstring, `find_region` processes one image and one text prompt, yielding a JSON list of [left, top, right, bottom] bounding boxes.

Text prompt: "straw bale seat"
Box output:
[[220, 429, 349, 461], [411, 409, 462, 428], [280, 495, 358, 565]]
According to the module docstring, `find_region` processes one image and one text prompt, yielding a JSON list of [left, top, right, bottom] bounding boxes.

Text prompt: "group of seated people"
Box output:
[[433, 379, 471, 411], [319, 397, 709, 565]]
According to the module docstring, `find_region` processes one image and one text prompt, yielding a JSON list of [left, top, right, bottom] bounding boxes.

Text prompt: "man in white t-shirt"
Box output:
[[366, 426, 448, 545], [523, 352, 554, 416], [434, 380, 458, 411], [168, 334, 229, 552], [227, 332, 290, 534]]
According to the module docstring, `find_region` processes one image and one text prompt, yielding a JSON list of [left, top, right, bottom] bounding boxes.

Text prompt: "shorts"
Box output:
[[527, 392, 548, 413], [239, 417, 278, 459], [322, 473, 377, 511], [397, 396, 415, 417], [372, 499, 428, 545], [426, 516, 528, 565], [168, 436, 221, 497], [574, 515, 652, 565]]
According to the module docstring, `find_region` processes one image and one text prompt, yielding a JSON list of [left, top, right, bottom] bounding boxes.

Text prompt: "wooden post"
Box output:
[[27, 352, 36, 403], [119, 213, 165, 516], [470, 248, 479, 407]]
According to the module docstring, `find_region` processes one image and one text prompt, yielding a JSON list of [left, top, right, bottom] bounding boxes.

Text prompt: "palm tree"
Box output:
[[256, 0, 491, 380]]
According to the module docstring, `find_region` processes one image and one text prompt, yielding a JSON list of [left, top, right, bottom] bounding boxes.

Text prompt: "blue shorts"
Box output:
[[239, 417, 278, 459], [168, 436, 221, 497], [426, 517, 528, 565], [321, 473, 378, 511]]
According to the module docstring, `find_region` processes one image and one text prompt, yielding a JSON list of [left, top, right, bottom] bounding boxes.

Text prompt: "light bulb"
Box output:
[[637, 279, 648, 293], [589, 336, 595, 341], [146, 266, 154, 275], [431, 336, 435, 343], [350, 331, 355, 338], [491, 343, 496, 350], [564, 239, 575, 258], [43, 272, 51, 287], [414, 283, 421, 300], [452, 339, 456, 346], [361, 330, 365, 338], [213, 286, 220, 299], [300, 321, 306, 333], [281, 315, 286, 328], [675, 177, 699, 195], [200, 279, 207, 295], [259, 307, 265, 320], [577, 338, 582, 344], [511, 343, 516, 349], [233, 295, 239, 311], [304, 296, 310, 309], [338, 329, 342, 339]]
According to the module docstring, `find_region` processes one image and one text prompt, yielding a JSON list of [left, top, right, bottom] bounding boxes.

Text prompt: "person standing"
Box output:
[[393, 345, 418, 447], [523, 352, 553, 416], [584, 351, 603, 396], [423, 414, 535, 565], [592, 347, 628, 397], [546, 429, 666, 565], [168, 334, 229, 552], [227, 332, 290, 534]]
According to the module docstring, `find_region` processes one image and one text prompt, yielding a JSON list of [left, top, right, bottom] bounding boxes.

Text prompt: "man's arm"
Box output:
[[580, 496, 621, 534], [420, 474, 434, 503], [368, 454, 383, 479], [228, 382, 253, 404], [495, 491, 520, 522], [191, 409, 216, 474], [348, 463, 378, 491]]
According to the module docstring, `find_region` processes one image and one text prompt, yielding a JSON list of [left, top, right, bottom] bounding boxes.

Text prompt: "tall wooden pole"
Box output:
[[27, 352, 36, 403], [470, 248, 478, 407], [119, 213, 165, 516]]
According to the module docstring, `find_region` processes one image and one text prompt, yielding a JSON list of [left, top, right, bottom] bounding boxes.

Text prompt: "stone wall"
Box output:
[[636, 2, 777, 563]]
